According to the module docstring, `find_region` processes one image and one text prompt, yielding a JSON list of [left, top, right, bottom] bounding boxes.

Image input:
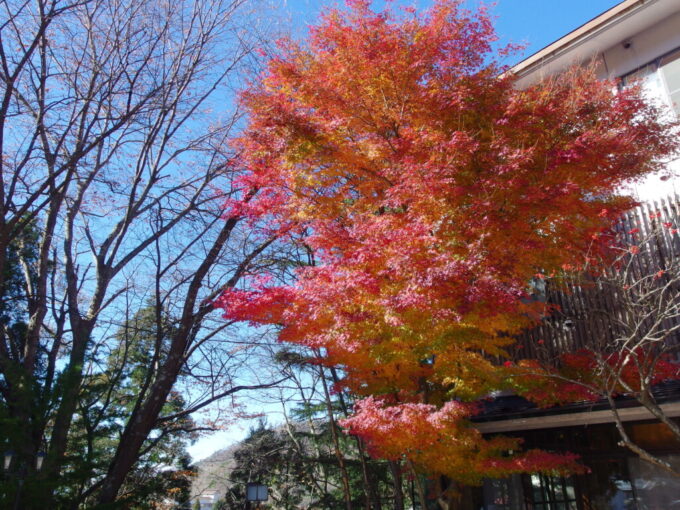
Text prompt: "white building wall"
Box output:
[[600, 12, 680, 201], [598, 10, 680, 79], [514, 0, 680, 202]]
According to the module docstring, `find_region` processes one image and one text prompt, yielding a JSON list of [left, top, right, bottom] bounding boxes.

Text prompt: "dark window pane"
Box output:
[[482, 476, 523, 510]]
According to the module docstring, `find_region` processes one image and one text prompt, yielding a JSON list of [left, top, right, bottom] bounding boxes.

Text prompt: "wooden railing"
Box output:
[[509, 194, 680, 363]]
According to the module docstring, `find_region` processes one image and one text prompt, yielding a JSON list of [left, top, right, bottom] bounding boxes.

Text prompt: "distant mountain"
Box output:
[[191, 442, 240, 502], [190, 419, 321, 506]]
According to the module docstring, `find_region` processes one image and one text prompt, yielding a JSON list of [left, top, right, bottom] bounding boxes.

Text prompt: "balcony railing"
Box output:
[[509, 194, 680, 363]]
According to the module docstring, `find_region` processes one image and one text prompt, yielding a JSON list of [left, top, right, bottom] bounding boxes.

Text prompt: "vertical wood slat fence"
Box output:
[[510, 194, 680, 364]]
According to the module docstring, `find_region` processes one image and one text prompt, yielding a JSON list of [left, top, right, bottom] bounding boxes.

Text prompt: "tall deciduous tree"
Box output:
[[217, 0, 679, 490], [0, 0, 285, 507]]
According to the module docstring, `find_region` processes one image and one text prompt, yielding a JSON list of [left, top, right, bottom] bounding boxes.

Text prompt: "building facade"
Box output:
[[513, 0, 680, 200], [472, 1, 680, 509]]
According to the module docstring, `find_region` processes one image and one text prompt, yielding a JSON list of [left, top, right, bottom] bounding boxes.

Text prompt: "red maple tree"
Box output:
[[216, 0, 678, 482]]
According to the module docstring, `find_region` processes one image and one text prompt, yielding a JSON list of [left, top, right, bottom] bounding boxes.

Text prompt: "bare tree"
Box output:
[[0, 0, 287, 507]]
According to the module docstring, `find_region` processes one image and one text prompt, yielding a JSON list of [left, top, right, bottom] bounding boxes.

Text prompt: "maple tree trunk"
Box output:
[[444, 482, 478, 510], [329, 366, 379, 510], [407, 461, 428, 510], [352, 429, 382, 510], [389, 461, 405, 510], [435, 477, 455, 510], [318, 364, 354, 510]]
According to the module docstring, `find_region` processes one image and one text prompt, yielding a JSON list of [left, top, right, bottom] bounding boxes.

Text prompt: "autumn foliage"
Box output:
[[341, 397, 583, 484], [515, 349, 680, 408], [216, 0, 678, 482]]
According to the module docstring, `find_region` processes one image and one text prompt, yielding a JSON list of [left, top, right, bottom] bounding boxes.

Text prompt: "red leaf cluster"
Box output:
[[517, 349, 680, 408]]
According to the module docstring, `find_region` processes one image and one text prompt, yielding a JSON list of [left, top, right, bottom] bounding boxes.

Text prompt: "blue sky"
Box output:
[[281, 0, 622, 65], [188, 0, 626, 462]]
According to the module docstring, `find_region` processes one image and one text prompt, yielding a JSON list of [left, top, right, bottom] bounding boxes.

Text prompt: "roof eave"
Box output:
[[511, 0, 654, 79]]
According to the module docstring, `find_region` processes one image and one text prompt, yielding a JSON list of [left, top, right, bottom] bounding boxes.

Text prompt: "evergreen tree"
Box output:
[[61, 304, 198, 508]]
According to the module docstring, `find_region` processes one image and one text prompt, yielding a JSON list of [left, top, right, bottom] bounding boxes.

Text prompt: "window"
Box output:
[[620, 47, 680, 118], [579, 458, 637, 510], [482, 474, 577, 510], [525, 474, 577, 510], [660, 49, 680, 117], [628, 454, 680, 509], [482, 475, 524, 510]]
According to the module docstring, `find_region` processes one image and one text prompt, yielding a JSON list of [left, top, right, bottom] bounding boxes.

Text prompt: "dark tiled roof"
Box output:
[[472, 380, 680, 423]]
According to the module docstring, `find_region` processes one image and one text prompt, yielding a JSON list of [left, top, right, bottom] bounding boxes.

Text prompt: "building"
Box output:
[[513, 0, 680, 200], [470, 1, 680, 509], [197, 489, 220, 510]]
